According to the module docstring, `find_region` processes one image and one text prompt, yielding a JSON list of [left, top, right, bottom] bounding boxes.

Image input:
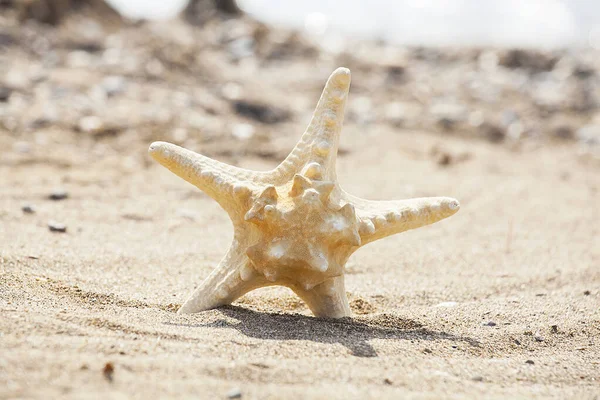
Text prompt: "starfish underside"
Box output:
[[149, 67, 459, 318]]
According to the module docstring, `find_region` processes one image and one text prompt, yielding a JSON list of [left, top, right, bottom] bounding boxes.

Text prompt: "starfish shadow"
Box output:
[[168, 305, 480, 357]]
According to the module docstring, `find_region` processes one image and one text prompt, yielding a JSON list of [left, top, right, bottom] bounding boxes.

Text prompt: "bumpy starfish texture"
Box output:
[[149, 67, 460, 318]]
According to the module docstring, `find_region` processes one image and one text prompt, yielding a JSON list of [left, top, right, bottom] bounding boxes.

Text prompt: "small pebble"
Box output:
[[525, 360, 535, 365], [232, 123, 255, 140], [0, 86, 12, 102], [22, 204, 35, 214], [383, 378, 393, 385], [468, 110, 485, 127], [583, 290, 591, 296], [437, 152, 452, 166], [103, 362, 114, 382], [551, 325, 558, 333], [227, 387, 242, 399], [472, 376, 484, 382], [479, 122, 505, 143], [577, 125, 600, 146], [228, 37, 255, 60], [77, 116, 104, 134], [535, 336, 544, 342], [48, 221, 67, 233], [48, 189, 68, 201], [430, 102, 467, 127], [552, 124, 574, 140], [483, 321, 497, 327], [101, 75, 126, 97], [233, 100, 290, 124]]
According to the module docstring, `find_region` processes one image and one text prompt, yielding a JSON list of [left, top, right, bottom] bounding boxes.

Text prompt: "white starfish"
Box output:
[[149, 67, 459, 318]]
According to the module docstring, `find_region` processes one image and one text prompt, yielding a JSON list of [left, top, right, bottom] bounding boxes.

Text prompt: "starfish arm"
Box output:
[[271, 67, 351, 183], [346, 195, 460, 246], [149, 141, 261, 216], [290, 275, 351, 318], [177, 238, 268, 314]]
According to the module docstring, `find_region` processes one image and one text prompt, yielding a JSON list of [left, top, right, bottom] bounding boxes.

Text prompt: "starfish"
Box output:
[[149, 67, 460, 318]]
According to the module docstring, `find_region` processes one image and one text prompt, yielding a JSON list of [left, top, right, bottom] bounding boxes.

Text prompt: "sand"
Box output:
[[1, 8, 600, 400]]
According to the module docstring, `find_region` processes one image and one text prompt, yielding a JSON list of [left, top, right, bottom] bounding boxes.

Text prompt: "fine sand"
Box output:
[[2, 112, 599, 399]]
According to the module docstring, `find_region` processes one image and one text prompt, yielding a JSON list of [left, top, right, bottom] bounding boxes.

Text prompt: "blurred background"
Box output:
[[113, 0, 600, 48], [1, 0, 599, 170]]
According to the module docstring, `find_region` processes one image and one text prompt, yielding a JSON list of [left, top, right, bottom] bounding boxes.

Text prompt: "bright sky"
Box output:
[[105, 0, 600, 48]]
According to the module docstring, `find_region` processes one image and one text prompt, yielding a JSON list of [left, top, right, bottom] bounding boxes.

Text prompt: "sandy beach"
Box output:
[[1, 4, 599, 399]]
